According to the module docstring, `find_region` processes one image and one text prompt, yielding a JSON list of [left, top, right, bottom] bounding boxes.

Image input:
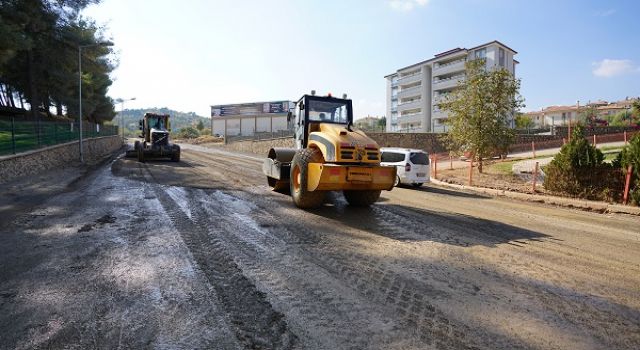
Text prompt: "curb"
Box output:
[[430, 177, 640, 216]]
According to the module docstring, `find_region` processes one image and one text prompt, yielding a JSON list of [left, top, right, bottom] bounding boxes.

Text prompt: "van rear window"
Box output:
[[410, 152, 429, 165], [381, 152, 405, 163]]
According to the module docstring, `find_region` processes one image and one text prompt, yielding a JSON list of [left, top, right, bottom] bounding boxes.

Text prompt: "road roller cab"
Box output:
[[263, 92, 396, 208]]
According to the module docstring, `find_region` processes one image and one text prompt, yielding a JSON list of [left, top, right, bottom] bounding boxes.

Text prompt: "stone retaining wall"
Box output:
[[365, 133, 447, 153], [224, 137, 294, 155], [0, 135, 122, 184]]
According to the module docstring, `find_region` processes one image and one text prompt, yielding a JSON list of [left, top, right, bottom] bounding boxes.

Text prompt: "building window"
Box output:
[[474, 48, 486, 59], [499, 48, 505, 67]]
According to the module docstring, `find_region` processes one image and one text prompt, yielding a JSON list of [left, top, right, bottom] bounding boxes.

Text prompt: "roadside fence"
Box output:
[[0, 118, 118, 156], [508, 131, 640, 154]]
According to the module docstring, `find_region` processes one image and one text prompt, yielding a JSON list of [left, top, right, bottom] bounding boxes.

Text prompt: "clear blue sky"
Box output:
[[85, 0, 640, 119]]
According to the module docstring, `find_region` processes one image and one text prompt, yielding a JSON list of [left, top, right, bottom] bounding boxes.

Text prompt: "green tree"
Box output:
[[176, 126, 200, 139], [0, 0, 114, 122], [604, 110, 634, 127], [440, 59, 524, 172], [579, 105, 600, 126], [196, 119, 205, 131], [377, 116, 386, 130], [514, 113, 535, 129], [633, 100, 640, 117]]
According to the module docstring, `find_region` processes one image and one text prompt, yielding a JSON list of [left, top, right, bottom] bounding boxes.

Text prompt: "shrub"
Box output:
[[544, 125, 622, 201], [175, 126, 200, 139]]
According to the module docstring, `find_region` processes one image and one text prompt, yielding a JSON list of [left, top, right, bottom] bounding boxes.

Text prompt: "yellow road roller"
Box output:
[[263, 92, 396, 208]]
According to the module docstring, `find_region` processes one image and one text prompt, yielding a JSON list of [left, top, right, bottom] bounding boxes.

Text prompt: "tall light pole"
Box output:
[[115, 97, 136, 142], [78, 41, 113, 163]]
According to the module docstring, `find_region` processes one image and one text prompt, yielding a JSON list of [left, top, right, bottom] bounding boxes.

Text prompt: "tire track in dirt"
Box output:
[[186, 189, 418, 349], [141, 164, 299, 350], [212, 189, 514, 350]]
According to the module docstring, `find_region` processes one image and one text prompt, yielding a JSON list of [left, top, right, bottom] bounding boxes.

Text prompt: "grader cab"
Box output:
[[263, 92, 396, 208], [131, 113, 180, 162]]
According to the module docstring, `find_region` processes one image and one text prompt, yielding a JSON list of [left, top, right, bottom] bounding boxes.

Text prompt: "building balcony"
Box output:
[[397, 112, 423, 125], [397, 85, 422, 99], [431, 108, 448, 120], [398, 72, 422, 85], [432, 94, 450, 105], [397, 99, 422, 112], [433, 59, 466, 76], [433, 75, 465, 91]]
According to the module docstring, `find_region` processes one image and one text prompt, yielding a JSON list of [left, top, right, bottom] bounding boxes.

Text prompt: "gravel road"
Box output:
[[1, 145, 638, 349]]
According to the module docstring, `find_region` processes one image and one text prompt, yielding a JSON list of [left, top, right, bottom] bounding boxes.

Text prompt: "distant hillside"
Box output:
[[115, 107, 209, 136]]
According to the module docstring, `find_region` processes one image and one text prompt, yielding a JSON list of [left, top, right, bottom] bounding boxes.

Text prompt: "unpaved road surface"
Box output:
[[1, 144, 639, 349]]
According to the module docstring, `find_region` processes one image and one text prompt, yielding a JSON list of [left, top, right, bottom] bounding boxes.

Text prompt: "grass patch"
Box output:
[[604, 152, 619, 162], [487, 160, 517, 175]]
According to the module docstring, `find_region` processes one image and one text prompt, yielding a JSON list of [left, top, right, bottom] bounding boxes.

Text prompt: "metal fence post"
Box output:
[[531, 141, 536, 158], [468, 156, 473, 186], [624, 131, 628, 145], [532, 161, 539, 193], [623, 164, 633, 205], [11, 116, 16, 154], [434, 155, 438, 179]]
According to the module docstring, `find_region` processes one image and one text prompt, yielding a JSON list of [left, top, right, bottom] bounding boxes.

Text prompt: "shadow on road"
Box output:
[[300, 193, 548, 248], [413, 185, 491, 199]]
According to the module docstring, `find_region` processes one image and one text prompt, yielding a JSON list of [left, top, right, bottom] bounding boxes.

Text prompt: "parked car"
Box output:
[[380, 148, 430, 187]]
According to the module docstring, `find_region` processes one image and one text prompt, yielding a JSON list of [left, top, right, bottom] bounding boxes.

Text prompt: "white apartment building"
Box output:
[[385, 40, 518, 133]]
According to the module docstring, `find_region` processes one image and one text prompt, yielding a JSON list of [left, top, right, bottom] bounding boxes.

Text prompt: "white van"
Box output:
[[380, 148, 430, 187]]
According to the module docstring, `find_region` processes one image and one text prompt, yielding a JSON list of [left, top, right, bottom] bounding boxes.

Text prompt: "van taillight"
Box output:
[[405, 163, 411, 172]]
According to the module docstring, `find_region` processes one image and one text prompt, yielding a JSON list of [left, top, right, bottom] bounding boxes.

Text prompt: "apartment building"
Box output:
[[385, 40, 518, 133]]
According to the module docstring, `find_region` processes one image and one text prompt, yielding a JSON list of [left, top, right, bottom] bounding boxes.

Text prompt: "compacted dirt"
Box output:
[[1, 144, 639, 349]]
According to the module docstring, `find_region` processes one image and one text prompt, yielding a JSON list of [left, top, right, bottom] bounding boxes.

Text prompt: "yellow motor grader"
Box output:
[[125, 113, 180, 162], [263, 92, 396, 208]]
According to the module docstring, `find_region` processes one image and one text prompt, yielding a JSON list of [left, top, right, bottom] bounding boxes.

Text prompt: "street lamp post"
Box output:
[[78, 41, 113, 163], [115, 97, 136, 142]]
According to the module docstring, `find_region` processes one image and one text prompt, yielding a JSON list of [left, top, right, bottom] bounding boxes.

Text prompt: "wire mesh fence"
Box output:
[[0, 118, 119, 156]]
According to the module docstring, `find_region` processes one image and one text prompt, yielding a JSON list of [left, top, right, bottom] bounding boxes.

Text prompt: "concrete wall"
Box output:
[[0, 135, 122, 184]]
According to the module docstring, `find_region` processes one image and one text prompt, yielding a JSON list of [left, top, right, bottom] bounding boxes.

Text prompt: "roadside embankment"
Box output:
[[0, 135, 123, 184], [430, 177, 640, 216]]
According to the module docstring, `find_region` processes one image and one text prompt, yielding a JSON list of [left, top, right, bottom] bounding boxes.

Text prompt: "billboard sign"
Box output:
[[211, 101, 291, 117]]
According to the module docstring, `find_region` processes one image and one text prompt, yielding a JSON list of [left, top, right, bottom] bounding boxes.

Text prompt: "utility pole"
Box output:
[[115, 97, 136, 142]]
